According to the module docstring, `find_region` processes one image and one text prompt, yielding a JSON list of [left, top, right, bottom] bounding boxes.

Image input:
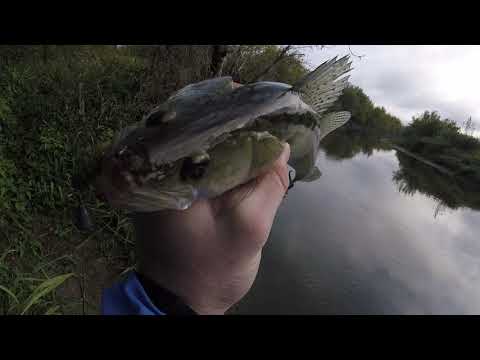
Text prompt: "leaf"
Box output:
[[0, 285, 19, 304], [20, 273, 74, 315], [44, 305, 60, 315]]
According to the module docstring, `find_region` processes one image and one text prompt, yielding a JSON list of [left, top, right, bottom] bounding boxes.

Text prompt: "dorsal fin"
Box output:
[[292, 55, 352, 115]]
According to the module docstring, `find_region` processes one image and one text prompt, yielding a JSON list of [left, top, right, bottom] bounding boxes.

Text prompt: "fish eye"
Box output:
[[180, 157, 209, 181]]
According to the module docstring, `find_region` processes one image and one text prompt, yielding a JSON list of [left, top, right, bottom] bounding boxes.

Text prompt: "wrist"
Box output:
[[136, 267, 231, 315], [135, 271, 198, 315]]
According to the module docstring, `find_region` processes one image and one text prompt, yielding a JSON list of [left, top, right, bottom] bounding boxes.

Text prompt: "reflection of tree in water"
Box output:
[[320, 129, 480, 215], [393, 152, 480, 213], [319, 129, 390, 161]]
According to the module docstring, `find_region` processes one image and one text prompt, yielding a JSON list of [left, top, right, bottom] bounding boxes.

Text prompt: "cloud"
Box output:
[[305, 45, 480, 131]]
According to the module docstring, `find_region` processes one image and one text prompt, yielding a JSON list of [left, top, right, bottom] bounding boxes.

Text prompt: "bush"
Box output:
[[397, 111, 480, 198]]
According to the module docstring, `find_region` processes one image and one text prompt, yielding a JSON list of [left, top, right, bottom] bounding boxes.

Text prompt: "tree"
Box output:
[[463, 116, 476, 136], [222, 45, 309, 84], [330, 85, 402, 136], [209, 45, 230, 77]]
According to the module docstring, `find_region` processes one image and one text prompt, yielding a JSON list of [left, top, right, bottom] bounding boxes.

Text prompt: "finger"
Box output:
[[214, 142, 290, 214], [213, 143, 290, 252], [241, 142, 290, 215], [211, 142, 290, 214], [231, 143, 290, 249]]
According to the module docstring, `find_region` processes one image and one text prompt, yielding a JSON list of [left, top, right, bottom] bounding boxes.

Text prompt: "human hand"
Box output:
[[133, 143, 290, 314]]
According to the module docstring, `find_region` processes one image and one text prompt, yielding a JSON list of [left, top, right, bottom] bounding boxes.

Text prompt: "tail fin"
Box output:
[[293, 55, 352, 115], [318, 111, 351, 141]]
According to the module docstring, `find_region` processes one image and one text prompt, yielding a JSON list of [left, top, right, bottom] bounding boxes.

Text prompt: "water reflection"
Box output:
[[232, 133, 480, 314], [323, 131, 480, 215], [320, 130, 389, 161], [393, 152, 480, 214]]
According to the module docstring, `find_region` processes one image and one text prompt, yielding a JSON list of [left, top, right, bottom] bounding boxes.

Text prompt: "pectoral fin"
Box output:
[[302, 166, 322, 182], [318, 111, 351, 141]]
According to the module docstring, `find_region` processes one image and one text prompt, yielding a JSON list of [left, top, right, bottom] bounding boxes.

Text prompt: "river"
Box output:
[[233, 147, 480, 314]]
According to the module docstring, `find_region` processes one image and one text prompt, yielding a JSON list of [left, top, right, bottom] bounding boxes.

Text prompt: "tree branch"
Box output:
[[348, 45, 365, 59], [249, 45, 293, 83], [210, 45, 230, 77]]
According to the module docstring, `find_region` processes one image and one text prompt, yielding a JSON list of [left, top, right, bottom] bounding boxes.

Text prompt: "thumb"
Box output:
[[233, 142, 291, 218], [249, 142, 291, 209], [212, 143, 291, 250]]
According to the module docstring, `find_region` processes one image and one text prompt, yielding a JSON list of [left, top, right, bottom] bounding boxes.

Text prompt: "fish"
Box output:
[[95, 55, 352, 212]]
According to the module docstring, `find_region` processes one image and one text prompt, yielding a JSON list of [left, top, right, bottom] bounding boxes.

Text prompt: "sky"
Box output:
[[304, 45, 480, 136]]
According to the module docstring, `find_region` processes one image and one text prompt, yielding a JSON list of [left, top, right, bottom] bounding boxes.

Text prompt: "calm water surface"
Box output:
[[234, 149, 480, 314]]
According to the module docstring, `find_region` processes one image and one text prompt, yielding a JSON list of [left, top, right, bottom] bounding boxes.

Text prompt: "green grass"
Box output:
[[0, 47, 150, 314]]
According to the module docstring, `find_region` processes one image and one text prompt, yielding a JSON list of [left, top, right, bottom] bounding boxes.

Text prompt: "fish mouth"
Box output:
[[96, 158, 198, 212]]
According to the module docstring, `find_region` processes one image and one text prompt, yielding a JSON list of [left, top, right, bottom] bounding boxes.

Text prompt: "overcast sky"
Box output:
[[304, 46, 480, 136]]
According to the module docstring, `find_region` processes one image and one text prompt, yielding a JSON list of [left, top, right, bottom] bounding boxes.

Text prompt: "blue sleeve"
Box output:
[[101, 272, 166, 315]]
